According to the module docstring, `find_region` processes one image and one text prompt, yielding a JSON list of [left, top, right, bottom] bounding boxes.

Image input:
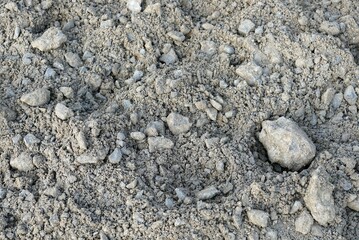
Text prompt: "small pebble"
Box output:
[[320, 21, 341, 35], [130, 132, 146, 141], [44, 67, 56, 79], [160, 48, 178, 65], [55, 103, 74, 120], [148, 137, 174, 153], [65, 52, 83, 68], [344, 85, 357, 105], [196, 186, 220, 200], [236, 62, 263, 86], [175, 188, 186, 200], [295, 210, 314, 235], [166, 112, 192, 135], [23, 133, 40, 148], [127, 0, 142, 13], [108, 148, 123, 164], [201, 41, 217, 56], [167, 31, 185, 42], [60, 87, 74, 98], [206, 107, 218, 121]]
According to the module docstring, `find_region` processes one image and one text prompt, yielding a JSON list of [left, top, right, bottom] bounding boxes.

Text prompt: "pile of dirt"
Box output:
[[0, 0, 358, 239]]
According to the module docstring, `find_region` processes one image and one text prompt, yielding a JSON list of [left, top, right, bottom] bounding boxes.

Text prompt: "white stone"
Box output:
[[60, 87, 74, 98], [20, 88, 51, 107], [133, 70, 144, 81], [31, 27, 67, 51], [10, 152, 34, 171], [259, 117, 316, 171], [166, 112, 192, 135], [247, 209, 269, 228], [160, 48, 178, 65], [206, 107, 218, 121], [238, 19, 255, 36], [320, 21, 341, 35], [304, 166, 335, 226], [130, 132, 146, 141], [127, 0, 142, 13], [347, 194, 359, 211], [236, 62, 263, 86], [23, 133, 40, 148], [55, 103, 74, 120], [201, 41, 217, 56], [148, 137, 174, 152], [295, 210, 313, 235]]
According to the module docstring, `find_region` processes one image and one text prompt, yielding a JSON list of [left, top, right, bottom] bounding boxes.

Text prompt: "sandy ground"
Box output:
[[0, 0, 359, 239]]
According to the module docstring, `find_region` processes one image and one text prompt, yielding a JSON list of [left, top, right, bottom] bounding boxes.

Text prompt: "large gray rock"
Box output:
[[20, 88, 51, 107], [166, 112, 192, 135], [31, 27, 67, 51], [304, 166, 335, 226], [258, 117, 316, 171]]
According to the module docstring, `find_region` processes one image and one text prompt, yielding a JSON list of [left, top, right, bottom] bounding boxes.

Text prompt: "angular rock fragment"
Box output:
[[236, 62, 263, 86], [344, 85, 357, 105], [108, 148, 123, 164], [145, 121, 165, 136], [20, 88, 51, 107], [148, 137, 174, 153], [130, 132, 146, 141], [238, 19, 255, 36], [166, 112, 192, 135], [10, 152, 34, 171], [76, 149, 108, 165], [347, 194, 359, 211], [65, 52, 83, 68], [295, 210, 314, 235], [319, 21, 341, 35], [160, 48, 178, 65], [23, 133, 40, 148], [247, 209, 269, 228], [259, 117, 316, 171], [0, 105, 16, 121], [167, 31, 185, 42], [304, 166, 335, 226], [31, 27, 67, 51], [200, 41, 217, 56], [55, 103, 74, 120], [127, 0, 142, 13], [196, 186, 220, 200]]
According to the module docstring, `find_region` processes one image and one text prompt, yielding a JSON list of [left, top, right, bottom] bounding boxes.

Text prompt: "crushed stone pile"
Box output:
[[0, 0, 358, 239]]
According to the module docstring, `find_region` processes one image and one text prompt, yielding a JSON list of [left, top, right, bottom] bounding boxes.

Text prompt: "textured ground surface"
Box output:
[[0, 0, 359, 239]]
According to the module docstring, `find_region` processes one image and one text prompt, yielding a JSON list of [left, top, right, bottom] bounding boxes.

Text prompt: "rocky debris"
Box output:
[[108, 148, 123, 164], [31, 27, 67, 51], [55, 103, 74, 120], [259, 117, 316, 171], [304, 166, 335, 226], [196, 186, 220, 200], [238, 19, 255, 36], [175, 188, 186, 201], [200, 41, 217, 56], [347, 194, 359, 211], [144, 3, 161, 15], [290, 201, 303, 214], [10, 152, 34, 171], [132, 70, 144, 81], [130, 132, 146, 141], [127, 0, 142, 13], [160, 45, 178, 65], [86, 74, 103, 90], [321, 88, 336, 107], [236, 62, 263, 86], [295, 210, 314, 235], [344, 85, 357, 105], [60, 87, 74, 99], [166, 112, 192, 135], [247, 209, 270, 228], [148, 137, 174, 153], [65, 52, 83, 68], [76, 131, 88, 150], [20, 88, 51, 107], [23, 133, 40, 148], [167, 31, 185, 42], [206, 108, 218, 121], [320, 21, 341, 35]]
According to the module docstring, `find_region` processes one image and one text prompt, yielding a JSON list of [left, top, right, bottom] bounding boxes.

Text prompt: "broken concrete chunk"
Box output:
[[319, 21, 341, 35], [148, 137, 174, 153], [166, 112, 192, 135], [31, 27, 67, 51], [55, 103, 74, 120], [304, 166, 335, 226], [238, 19, 255, 36], [196, 186, 220, 200], [127, 0, 142, 13], [10, 152, 34, 171], [295, 210, 314, 235], [258, 117, 316, 171], [236, 62, 263, 86], [20, 88, 51, 107], [247, 209, 269, 228]]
